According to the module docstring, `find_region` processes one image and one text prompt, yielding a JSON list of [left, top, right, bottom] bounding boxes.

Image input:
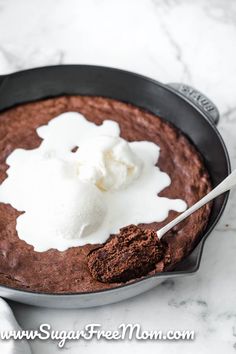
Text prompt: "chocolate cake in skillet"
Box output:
[[0, 96, 211, 293]]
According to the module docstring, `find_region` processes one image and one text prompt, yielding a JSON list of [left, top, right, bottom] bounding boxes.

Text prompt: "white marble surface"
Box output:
[[1, 0, 236, 353]]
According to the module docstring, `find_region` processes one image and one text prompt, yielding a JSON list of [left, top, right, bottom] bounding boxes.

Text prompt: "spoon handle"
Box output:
[[157, 169, 236, 239]]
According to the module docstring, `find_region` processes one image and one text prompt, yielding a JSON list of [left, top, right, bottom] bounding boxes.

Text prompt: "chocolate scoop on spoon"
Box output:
[[88, 169, 236, 283]]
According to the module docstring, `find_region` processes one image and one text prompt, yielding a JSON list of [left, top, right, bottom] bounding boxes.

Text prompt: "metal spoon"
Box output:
[[88, 170, 236, 283], [157, 169, 236, 239]]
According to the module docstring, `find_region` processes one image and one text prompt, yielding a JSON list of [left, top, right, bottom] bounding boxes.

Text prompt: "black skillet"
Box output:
[[0, 65, 230, 308]]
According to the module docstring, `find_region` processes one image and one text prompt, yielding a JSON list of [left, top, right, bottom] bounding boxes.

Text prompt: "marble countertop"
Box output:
[[1, 0, 236, 353]]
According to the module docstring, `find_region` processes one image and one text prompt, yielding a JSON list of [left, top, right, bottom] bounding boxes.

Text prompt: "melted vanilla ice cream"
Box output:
[[0, 112, 187, 251]]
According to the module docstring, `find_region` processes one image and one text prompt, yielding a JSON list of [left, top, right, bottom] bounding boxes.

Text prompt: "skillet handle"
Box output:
[[167, 83, 219, 125]]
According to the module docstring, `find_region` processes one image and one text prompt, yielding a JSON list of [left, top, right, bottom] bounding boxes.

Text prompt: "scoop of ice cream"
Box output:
[[52, 182, 107, 240], [17, 180, 107, 244], [75, 135, 142, 191], [0, 151, 107, 251]]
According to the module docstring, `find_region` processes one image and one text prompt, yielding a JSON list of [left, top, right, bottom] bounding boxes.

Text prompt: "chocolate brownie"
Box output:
[[88, 225, 166, 283], [0, 96, 211, 293]]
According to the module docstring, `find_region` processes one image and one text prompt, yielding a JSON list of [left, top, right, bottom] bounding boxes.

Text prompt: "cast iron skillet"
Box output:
[[0, 65, 231, 308]]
